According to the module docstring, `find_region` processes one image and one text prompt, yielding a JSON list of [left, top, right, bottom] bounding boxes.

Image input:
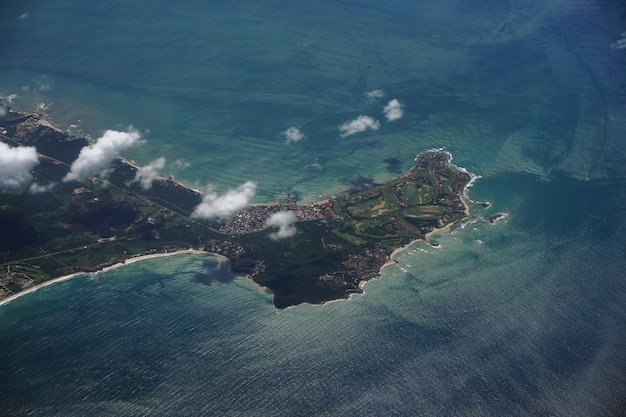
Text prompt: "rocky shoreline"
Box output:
[[1, 109, 478, 308]]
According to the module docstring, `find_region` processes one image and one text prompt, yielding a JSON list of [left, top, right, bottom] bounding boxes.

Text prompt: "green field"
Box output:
[[0, 111, 470, 308]]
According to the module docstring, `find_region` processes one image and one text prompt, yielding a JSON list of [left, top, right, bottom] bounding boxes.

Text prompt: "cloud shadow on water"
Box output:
[[192, 258, 236, 286], [346, 175, 377, 191], [383, 157, 402, 174]]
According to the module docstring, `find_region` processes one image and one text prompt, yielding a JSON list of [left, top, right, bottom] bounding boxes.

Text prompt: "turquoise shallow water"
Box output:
[[1, 0, 626, 415]]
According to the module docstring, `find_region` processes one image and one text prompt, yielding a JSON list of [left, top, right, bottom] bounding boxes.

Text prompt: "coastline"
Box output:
[[1, 112, 478, 308], [359, 213, 468, 291], [359, 161, 474, 292], [0, 249, 210, 308], [118, 157, 203, 195], [0, 271, 85, 308], [97, 248, 208, 273]]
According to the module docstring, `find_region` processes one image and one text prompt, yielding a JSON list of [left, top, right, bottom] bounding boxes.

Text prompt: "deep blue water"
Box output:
[[1, 1, 625, 416]]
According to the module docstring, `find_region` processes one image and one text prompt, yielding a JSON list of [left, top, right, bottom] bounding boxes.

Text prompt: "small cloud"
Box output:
[[131, 156, 166, 190], [383, 99, 404, 121], [265, 211, 297, 240], [172, 158, 191, 169], [282, 126, 304, 144], [339, 115, 380, 137], [63, 127, 141, 182], [0, 142, 39, 192], [309, 157, 323, 171], [35, 77, 52, 91], [29, 181, 57, 194], [18, 12, 30, 20], [191, 181, 256, 222], [611, 33, 626, 49], [0, 100, 7, 118], [365, 89, 385, 100]]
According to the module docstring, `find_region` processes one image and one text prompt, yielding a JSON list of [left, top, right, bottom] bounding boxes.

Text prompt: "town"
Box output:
[[0, 109, 475, 308]]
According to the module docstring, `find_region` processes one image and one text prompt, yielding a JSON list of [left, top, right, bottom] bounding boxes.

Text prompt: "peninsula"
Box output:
[[0, 110, 471, 308]]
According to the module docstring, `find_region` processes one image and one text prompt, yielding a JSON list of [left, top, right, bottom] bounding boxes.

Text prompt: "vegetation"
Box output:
[[0, 110, 470, 308]]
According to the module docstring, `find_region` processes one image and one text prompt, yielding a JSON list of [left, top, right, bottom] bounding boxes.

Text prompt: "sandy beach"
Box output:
[[0, 272, 85, 307], [0, 249, 209, 307], [99, 248, 208, 272]]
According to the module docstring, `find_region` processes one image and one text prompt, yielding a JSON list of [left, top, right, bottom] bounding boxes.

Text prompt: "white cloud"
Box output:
[[173, 158, 191, 169], [365, 89, 385, 99], [383, 99, 404, 121], [191, 181, 257, 222], [339, 115, 380, 137], [131, 156, 166, 190], [0, 98, 9, 118], [18, 12, 30, 20], [283, 126, 304, 144], [0, 142, 39, 191], [265, 211, 297, 240], [63, 127, 141, 182], [28, 181, 57, 194], [611, 34, 626, 49], [35, 78, 52, 91]]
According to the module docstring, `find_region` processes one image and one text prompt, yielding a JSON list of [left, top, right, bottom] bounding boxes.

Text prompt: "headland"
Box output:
[[0, 110, 476, 308]]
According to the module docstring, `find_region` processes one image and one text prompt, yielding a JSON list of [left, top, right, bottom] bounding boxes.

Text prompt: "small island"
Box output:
[[0, 110, 472, 308]]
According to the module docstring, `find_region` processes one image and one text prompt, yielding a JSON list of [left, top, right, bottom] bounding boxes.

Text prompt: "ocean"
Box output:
[[1, 0, 625, 415]]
